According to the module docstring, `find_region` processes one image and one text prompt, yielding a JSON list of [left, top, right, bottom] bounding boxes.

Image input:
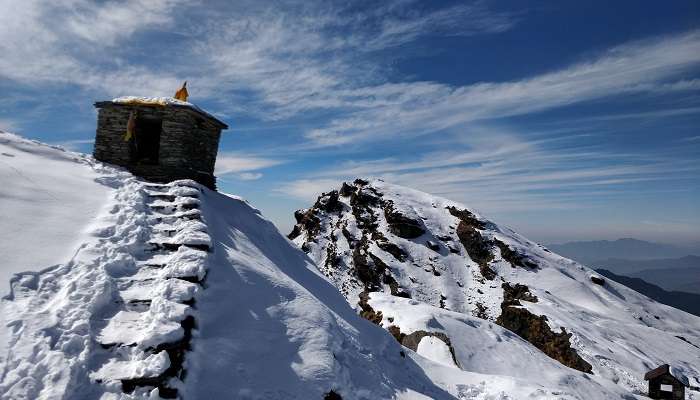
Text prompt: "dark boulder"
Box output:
[[590, 275, 605, 285], [313, 190, 344, 213], [384, 203, 425, 239], [376, 240, 409, 262], [339, 182, 357, 196], [494, 239, 538, 269], [426, 240, 440, 252]]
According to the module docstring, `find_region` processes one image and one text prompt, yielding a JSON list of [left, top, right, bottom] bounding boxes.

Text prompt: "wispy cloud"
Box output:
[[0, 0, 185, 95], [281, 127, 700, 212], [303, 30, 700, 146], [276, 178, 344, 203], [0, 0, 518, 117], [215, 153, 284, 180]]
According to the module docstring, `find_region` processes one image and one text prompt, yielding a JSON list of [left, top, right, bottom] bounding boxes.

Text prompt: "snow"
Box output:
[[416, 336, 456, 368], [2, 135, 556, 399], [2, 135, 698, 399], [293, 178, 700, 399], [112, 96, 195, 108], [0, 133, 113, 294], [183, 189, 458, 399], [91, 352, 170, 382], [110, 96, 225, 127], [0, 150, 210, 398]]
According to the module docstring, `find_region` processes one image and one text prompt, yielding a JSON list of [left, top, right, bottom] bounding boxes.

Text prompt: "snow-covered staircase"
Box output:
[[89, 180, 210, 398]]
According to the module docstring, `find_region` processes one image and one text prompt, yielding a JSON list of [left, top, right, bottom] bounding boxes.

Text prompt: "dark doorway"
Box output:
[[134, 115, 162, 164]]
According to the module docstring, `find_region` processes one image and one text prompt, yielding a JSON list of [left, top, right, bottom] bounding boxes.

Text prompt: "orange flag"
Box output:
[[174, 81, 189, 102]]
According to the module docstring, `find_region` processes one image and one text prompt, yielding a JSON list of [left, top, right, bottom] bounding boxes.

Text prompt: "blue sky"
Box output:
[[1, 0, 698, 244]]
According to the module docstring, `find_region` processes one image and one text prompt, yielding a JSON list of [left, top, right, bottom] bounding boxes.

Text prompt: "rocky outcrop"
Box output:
[[494, 239, 538, 269], [386, 325, 460, 368], [314, 190, 344, 213], [496, 283, 592, 373], [358, 292, 383, 325], [288, 208, 321, 240], [384, 202, 425, 239], [447, 206, 496, 280]]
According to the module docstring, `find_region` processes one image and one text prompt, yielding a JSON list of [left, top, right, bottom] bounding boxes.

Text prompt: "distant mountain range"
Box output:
[[547, 238, 700, 265], [596, 269, 700, 317], [546, 240, 699, 294], [588, 256, 700, 294]]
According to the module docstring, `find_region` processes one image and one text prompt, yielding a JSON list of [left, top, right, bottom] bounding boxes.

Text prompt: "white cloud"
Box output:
[[1, 0, 518, 120], [303, 30, 700, 146], [0, 118, 18, 132], [275, 179, 343, 202], [285, 127, 700, 212], [214, 153, 284, 180], [0, 0, 186, 96]]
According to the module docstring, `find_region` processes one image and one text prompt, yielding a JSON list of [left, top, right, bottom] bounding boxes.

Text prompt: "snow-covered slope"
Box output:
[[1, 133, 615, 400], [290, 178, 700, 398], [0, 133, 113, 293]]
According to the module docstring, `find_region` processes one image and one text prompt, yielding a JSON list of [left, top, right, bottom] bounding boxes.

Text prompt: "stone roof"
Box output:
[[644, 364, 690, 386], [95, 96, 228, 129]]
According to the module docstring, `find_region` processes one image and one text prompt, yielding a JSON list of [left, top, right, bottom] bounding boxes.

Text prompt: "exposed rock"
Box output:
[[446, 206, 486, 230], [590, 275, 605, 285], [350, 188, 380, 230], [447, 206, 495, 280], [384, 202, 425, 239], [288, 209, 321, 240], [376, 240, 409, 262], [473, 303, 488, 319], [386, 325, 460, 368], [340, 182, 357, 196], [496, 283, 592, 373], [353, 178, 369, 186], [368, 253, 410, 298], [358, 292, 383, 325], [324, 390, 343, 400], [502, 282, 539, 304], [352, 238, 384, 291], [426, 240, 440, 252], [324, 242, 340, 275], [314, 190, 344, 213], [494, 239, 538, 269], [479, 264, 497, 281]]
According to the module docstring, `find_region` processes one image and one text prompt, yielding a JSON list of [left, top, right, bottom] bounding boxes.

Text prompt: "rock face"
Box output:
[[496, 283, 593, 373], [290, 178, 700, 390]]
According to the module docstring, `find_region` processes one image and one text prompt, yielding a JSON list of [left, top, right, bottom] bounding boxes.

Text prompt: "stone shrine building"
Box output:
[[93, 95, 228, 189]]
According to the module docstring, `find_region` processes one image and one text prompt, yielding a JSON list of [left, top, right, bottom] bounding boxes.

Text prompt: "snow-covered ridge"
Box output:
[[290, 178, 700, 398]]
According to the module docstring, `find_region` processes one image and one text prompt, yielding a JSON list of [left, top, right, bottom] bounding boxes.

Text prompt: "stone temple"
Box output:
[[93, 96, 228, 189]]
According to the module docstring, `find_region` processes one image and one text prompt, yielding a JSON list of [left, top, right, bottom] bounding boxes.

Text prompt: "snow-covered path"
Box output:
[[0, 175, 213, 399]]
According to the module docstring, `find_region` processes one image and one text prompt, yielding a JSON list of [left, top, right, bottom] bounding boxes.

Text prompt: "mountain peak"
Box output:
[[290, 178, 700, 396]]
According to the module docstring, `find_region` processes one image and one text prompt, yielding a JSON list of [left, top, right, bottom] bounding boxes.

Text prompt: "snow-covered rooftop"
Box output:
[[94, 96, 228, 129]]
